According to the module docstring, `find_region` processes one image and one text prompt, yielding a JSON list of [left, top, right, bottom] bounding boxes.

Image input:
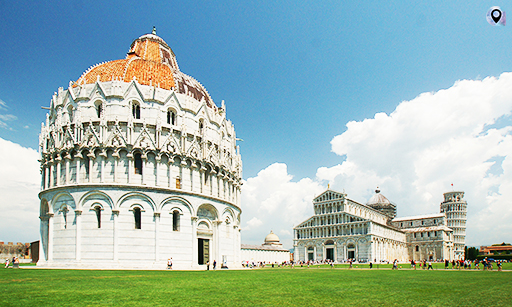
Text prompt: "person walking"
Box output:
[[213, 260, 217, 270], [427, 260, 433, 270], [167, 258, 172, 269], [4, 258, 9, 269]]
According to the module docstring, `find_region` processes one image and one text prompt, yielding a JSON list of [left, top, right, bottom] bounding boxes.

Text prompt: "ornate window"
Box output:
[[134, 207, 142, 229], [132, 102, 141, 119], [134, 152, 143, 175], [167, 109, 176, 125], [172, 210, 180, 231], [67, 105, 74, 122], [84, 155, 90, 177], [94, 205, 101, 228], [199, 119, 204, 133], [95, 101, 102, 118], [61, 206, 69, 229], [415, 245, 419, 252]]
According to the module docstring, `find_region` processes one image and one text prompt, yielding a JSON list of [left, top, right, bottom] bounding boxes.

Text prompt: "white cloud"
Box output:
[[0, 137, 40, 243], [240, 163, 324, 248], [317, 73, 512, 246], [0, 99, 17, 129]]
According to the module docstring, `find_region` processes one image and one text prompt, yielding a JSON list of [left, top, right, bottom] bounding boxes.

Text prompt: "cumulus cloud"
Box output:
[[318, 73, 512, 246], [0, 137, 40, 243], [240, 163, 324, 247]]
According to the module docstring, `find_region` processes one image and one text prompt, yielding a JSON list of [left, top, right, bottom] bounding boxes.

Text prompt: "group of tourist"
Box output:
[[4, 257, 20, 268], [239, 258, 508, 270]]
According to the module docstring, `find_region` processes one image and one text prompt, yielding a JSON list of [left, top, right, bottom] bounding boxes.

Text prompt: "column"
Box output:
[[48, 212, 54, 261], [127, 155, 133, 184], [65, 158, 70, 185], [214, 220, 222, 265], [45, 165, 50, 189], [154, 213, 160, 261], [49, 163, 54, 188], [88, 153, 94, 183], [75, 209, 82, 261], [113, 209, 119, 261], [155, 156, 160, 187], [76, 158, 80, 184], [100, 154, 105, 183], [191, 216, 198, 267], [167, 159, 171, 188], [141, 156, 146, 185], [113, 155, 118, 183], [56, 157, 61, 186]]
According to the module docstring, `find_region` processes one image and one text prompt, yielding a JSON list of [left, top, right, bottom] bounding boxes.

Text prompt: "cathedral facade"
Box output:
[[38, 31, 243, 269], [293, 189, 466, 263]]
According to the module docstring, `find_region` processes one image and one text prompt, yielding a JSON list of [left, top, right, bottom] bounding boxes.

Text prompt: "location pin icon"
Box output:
[[492, 9, 502, 24]]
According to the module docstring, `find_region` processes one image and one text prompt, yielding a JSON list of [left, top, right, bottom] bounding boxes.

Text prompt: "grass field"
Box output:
[[1, 266, 511, 306]]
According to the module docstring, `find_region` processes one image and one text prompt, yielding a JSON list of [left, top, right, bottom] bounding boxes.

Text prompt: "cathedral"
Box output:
[[38, 30, 243, 269], [293, 189, 467, 262]]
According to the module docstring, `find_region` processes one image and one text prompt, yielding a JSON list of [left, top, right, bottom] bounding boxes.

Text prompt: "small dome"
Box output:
[[367, 188, 397, 218], [264, 231, 280, 244], [367, 188, 391, 206]]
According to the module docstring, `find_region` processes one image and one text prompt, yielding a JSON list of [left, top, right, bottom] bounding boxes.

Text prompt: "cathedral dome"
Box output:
[[74, 31, 216, 109], [367, 188, 397, 218], [264, 231, 281, 245], [367, 188, 391, 206]]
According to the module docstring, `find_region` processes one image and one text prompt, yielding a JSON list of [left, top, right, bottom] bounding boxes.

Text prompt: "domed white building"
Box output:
[[38, 30, 242, 269], [241, 231, 290, 264]]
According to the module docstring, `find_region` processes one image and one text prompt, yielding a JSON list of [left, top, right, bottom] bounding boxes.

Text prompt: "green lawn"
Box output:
[[1, 267, 510, 306]]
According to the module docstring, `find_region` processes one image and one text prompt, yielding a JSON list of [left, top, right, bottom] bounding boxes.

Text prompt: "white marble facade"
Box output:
[[294, 189, 467, 263], [38, 32, 242, 269]]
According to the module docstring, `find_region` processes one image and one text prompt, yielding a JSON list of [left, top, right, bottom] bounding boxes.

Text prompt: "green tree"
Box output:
[[465, 246, 478, 260]]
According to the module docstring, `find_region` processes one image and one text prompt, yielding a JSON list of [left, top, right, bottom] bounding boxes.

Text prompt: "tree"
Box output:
[[465, 246, 479, 260]]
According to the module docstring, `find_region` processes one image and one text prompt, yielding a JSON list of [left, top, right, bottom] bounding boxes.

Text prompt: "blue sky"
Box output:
[[1, 1, 512, 247]]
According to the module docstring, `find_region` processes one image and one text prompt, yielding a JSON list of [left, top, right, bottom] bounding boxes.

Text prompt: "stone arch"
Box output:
[[160, 196, 193, 215], [51, 192, 76, 212], [94, 99, 104, 118], [117, 192, 156, 212], [131, 99, 141, 119], [197, 219, 212, 230], [166, 107, 178, 125], [222, 207, 235, 224], [196, 203, 218, 220], [79, 190, 114, 211]]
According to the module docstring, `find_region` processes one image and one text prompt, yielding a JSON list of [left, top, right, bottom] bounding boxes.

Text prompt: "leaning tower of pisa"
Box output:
[[440, 191, 467, 260]]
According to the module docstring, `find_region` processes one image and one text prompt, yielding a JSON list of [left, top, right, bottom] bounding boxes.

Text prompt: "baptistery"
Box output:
[[38, 30, 242, 269]]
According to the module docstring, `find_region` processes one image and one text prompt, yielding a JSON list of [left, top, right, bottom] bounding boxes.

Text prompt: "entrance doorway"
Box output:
[[307, 247, 314, 261], [326, 248, 334, 261], [347, 243, 356, 260], [198, 238, 210, 265]]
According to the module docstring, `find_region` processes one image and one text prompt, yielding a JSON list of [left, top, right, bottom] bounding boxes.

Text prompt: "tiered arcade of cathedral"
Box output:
[[38, 31, 243, 269], [293, 189, 466, 262]]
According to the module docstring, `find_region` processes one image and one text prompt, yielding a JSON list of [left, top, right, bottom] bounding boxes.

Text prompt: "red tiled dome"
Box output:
[[75, 33, 216, 109]]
